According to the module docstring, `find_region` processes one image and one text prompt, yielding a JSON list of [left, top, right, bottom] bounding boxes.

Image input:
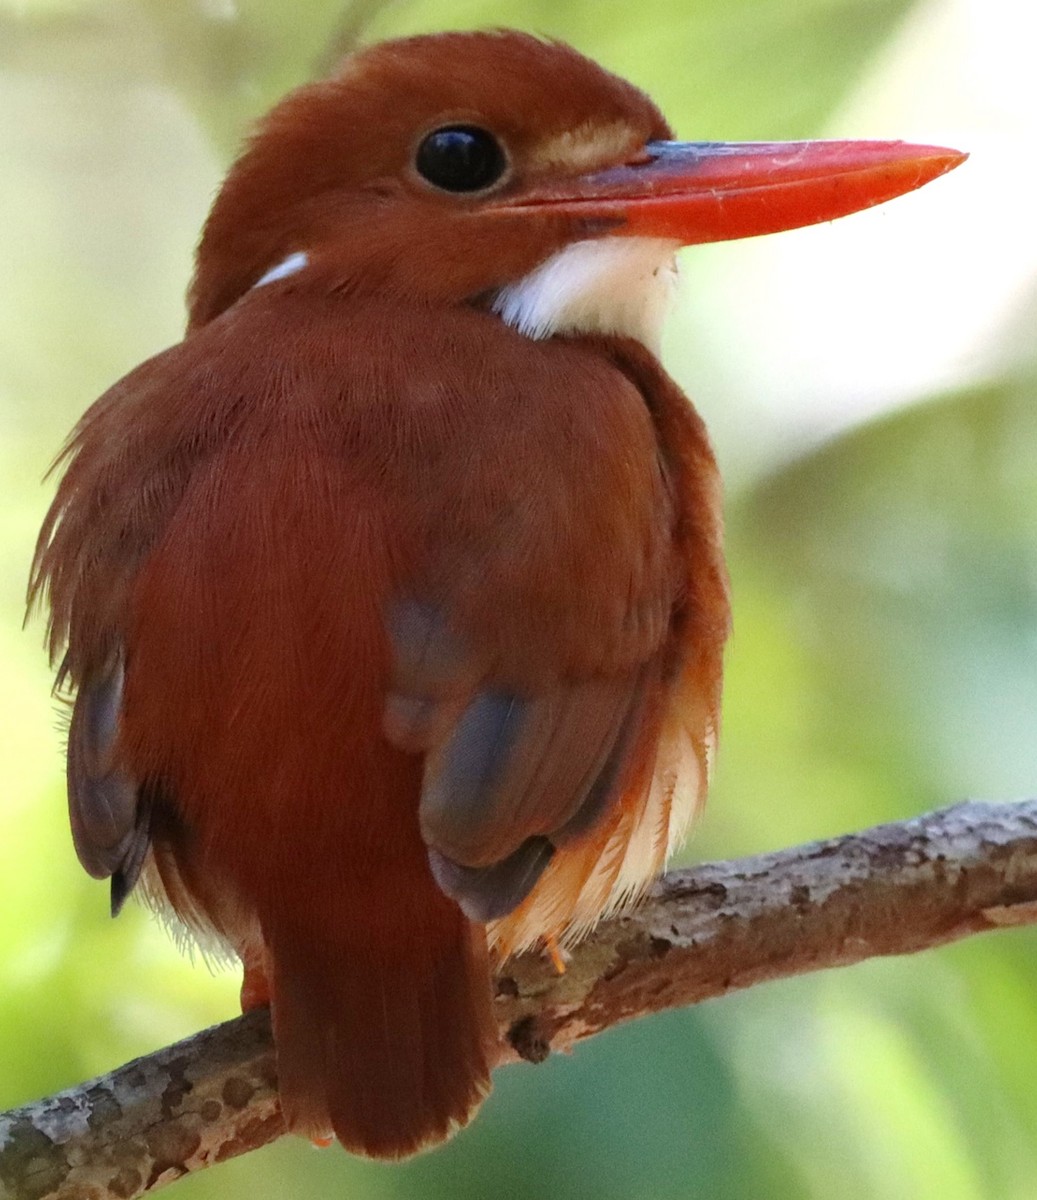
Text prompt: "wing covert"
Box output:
[[66, 653, 151, 913]]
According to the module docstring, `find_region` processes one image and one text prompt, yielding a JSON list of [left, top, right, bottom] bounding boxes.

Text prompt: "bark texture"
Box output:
[[4, 799, 1037, 1199]]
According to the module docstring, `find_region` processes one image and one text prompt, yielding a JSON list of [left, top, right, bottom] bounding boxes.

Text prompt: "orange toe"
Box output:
[[240, 951, 272, 1013], [544, 933, 567, 975]]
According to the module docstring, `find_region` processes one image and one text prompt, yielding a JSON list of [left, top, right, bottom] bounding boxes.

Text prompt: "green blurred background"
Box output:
[[3, 0, 1036, 1196]]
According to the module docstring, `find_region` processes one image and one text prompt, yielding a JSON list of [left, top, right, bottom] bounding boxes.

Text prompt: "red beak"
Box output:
[[505, 140, 967, 243]]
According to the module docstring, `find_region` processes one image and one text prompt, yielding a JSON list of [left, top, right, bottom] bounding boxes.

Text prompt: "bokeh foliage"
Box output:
[[3, 1, 1035, 1197]]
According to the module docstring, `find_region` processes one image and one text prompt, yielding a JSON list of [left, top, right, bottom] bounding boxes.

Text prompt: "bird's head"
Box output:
[[189, 30, 964, 348]]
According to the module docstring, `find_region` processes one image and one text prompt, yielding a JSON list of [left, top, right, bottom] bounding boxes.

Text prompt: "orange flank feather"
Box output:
[[30, 29, 964, 1159]]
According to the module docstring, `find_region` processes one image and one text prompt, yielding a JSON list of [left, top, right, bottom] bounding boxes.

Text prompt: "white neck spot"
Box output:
[[492, 237, 679, 353], [253, 251, 309, 289]]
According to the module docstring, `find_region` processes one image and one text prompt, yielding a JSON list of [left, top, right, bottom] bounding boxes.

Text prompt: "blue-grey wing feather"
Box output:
[[67, 653, 151, 912], [427, 838, 555, 923], [384, 599, 650, 920]]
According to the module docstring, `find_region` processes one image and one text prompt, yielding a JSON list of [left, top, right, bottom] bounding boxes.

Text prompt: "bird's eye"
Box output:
[[415, 126, 507, 193]]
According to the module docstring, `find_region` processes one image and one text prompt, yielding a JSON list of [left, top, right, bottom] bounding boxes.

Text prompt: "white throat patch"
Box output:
[[492, 237, 679, 353]]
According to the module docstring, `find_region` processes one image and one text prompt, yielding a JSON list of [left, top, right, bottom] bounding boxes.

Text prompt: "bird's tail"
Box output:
[[268, 887, 497, 1159]]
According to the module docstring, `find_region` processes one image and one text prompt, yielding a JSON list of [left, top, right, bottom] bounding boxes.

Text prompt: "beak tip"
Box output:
[[901, 144, 969, 194], [923, 144, 969, 174]]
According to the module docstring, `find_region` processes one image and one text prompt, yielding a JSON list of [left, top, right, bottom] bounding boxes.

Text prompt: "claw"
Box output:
[[240, 950, 272, 1013], [544, 934, 568, 975]]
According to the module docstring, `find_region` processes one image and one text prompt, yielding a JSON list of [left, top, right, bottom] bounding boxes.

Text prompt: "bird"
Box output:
[[29, 29, 964, 1160]]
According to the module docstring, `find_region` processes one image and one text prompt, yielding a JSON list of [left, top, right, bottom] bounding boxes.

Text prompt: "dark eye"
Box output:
[[415, 125, 507, 193]]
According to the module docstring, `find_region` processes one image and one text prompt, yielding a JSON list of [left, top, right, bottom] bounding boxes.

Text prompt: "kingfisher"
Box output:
[[31, 29, 964, 1158]]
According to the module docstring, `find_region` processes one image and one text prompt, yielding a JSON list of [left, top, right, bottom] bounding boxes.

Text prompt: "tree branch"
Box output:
[[5, 799, 1037, 1199]]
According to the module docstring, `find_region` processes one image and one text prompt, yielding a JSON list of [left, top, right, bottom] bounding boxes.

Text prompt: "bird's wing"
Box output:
[[65, 654, 152, 913], [378, 331, 686, 923], [30, 326, 251, 920], [385, 598, 661, 921]]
